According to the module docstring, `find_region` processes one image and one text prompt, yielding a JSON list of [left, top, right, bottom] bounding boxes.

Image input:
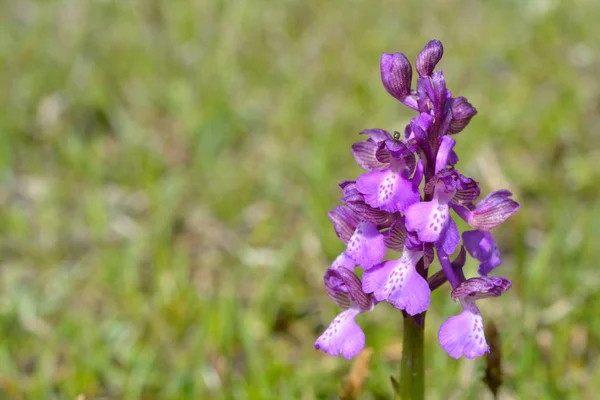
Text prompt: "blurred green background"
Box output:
[[1, 0, 600, 398]]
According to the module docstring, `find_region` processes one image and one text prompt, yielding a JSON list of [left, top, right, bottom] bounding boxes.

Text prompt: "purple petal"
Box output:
[[405, 199, 450, 243], [362, 260, 396, 299], [360, 128, 392, 143], [438, 216, 460, 254], [411, 113, 434, 133], [468, 190, 520, 230], [346, 202, 394, 226], [384, 220, 408, 252], [341, 182, 364, 203], [352, 140, 388, 171], [438, 299, 489, 359], [408, 115, 433, 159], [338, 267, 373, 311], [338, 180, 353, 189], [386, 253, 431, 315], [431, 71, 448, 112], [315, 308, 365, 359], [328, 206, 359, 245], [331, 252, 356, 271], [363, 251, 430, 315], [342, 183, 395, 225], [462, 230, 502, 276], [435, 136, 456, 173], [416, 77, 431, 113], [356, 170, 420, 213], [412, 159, 424, 191], [451, 173, 480, 206], [424, 170, 458, 203], [423, 243, 435, 268], [447, 150, 459, 166], [374, 142, 391, 164], [380, 52, 412, 101], [325, 267, 374, 311], [324, 268, 351, 309], [346, 221, 386, 269], [451, 276, 512, 301]]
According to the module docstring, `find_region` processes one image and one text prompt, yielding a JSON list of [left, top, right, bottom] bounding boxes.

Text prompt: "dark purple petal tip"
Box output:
[[449, 97, 477, 134], [328, 206, 359, 245], [416, 39, 444, 77], [452, 172, 481, 206], [451, 276, 512, 301], [383, 219, 408, 251], [352, 141, 387, 171], [324, 268, 372, 312], [381, 52, 412, 100], [324, 268, 351, 309], [470, 190, 520, 230], [360, 128, 392, 143], [337, 267, 373, 312]]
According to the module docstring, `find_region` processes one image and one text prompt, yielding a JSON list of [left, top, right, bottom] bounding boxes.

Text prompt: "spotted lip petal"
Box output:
[[356, 169, 420, 213], [362, 250, 430, 315], [314, 308, 365, 359], [386, 258, 431, 315], [345, 221, 386, 269], [438, 298, 489, 359], [405, 198, 450, 243]]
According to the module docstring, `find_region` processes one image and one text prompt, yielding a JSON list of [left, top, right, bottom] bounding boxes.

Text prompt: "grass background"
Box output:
[[1, 0, 600, 398]]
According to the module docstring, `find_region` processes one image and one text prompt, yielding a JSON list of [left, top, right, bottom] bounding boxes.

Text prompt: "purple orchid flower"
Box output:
[[353, 129, 421, 214], [317, 40, 519, 361], [453, 190, 520, 275], [438, 276, 512, 359], [327, 204, 386, 269], [315, 268, 374, 359], [362, 221, 431, 315], [405, 168, 480, 255]]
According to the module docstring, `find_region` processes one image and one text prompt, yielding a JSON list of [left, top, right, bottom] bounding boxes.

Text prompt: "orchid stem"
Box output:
[[399, 315, 425, 400]]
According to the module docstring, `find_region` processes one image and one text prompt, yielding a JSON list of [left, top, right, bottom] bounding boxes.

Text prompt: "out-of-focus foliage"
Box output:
[[1, 0, 599, 398]]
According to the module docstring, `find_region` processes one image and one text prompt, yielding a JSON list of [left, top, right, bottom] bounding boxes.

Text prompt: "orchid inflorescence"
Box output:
[[315, 40, 520, 360]]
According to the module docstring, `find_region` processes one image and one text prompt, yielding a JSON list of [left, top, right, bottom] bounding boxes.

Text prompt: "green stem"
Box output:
[[399, 315, 425, 400]]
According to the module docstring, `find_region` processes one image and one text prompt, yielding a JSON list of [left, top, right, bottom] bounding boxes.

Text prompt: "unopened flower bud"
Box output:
[[449, 97, 477, 134], [416, 39, 443, 77], [380, 52, 412, 100]]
